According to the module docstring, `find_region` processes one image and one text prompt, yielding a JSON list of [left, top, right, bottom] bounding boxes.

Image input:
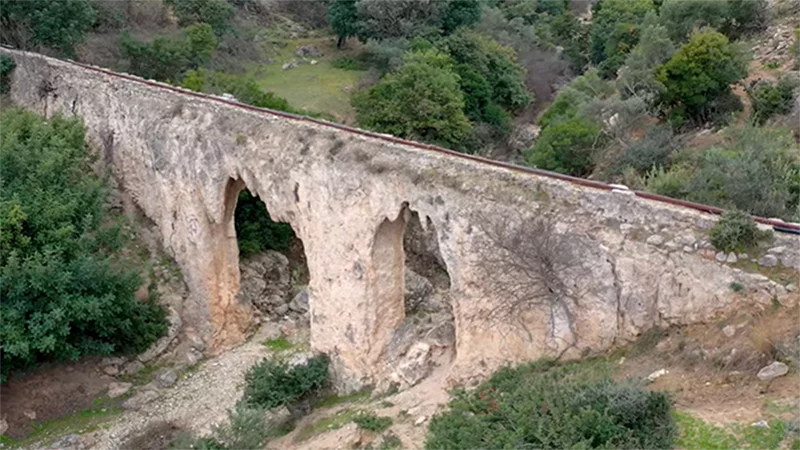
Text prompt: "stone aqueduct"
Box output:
[[4, 49, 799, 390]]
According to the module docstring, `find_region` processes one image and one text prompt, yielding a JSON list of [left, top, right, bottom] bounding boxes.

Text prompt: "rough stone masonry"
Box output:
[[4, 48, 798, 391]]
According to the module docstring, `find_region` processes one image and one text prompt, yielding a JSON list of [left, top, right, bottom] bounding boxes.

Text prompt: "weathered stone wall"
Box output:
[[5, 49, 798, 390]]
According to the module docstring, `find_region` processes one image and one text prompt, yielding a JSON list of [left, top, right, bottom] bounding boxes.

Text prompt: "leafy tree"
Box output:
[[441, 0, 483, 34], [588, 0, 654, 73], [537, 69, 615, 129], [0, 109, 167, 382], [525, 117, 603, 176], [327, 0, 360, 48], [0, 0, 96, 57], [658, 0, 729, 43], [352, 49, 472, 148], [656, 30, 748, 125], [356, 0, 444, 41], [0, 54, 15, 94], [438, 30, 530, 133], [747, 77, 799, 125], [121, 23, 218, 82], [233, 190, 294, 256], [723, 0, 769, 39], [164, 0, 234, 36], [617, 15, 675, 102]]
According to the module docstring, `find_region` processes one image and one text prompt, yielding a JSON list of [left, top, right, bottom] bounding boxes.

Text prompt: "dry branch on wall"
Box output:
[[472, 210, 585, 350]]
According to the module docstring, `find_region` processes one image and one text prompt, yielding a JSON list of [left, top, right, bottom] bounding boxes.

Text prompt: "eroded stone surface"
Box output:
[[6, 49, 799, 390]]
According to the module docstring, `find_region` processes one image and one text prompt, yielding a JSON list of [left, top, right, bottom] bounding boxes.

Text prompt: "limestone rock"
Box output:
[[757, 362, 788, 381], [404, 269, 436, 312], [646, 368, 668, 382], [0, 418, 6, 436], [23, 410, 36, 420], [239, 251, 291, 317], [716, 252, 727, 262], [726, 253, 738, 263], [139, 305, 182, 363], [103, 365, 120, 376], [394, 342, 432, 387], [155, 368, 178, 388], [722, 325, 736, 338], [646, 235, 664, 246], [758, 254, 779, 267], [107, 382, 132, 398], [122, 360, 145, 376], [296, 45, 322, 57], [289, 287, 309, 313], [122, 389, 160, 410]]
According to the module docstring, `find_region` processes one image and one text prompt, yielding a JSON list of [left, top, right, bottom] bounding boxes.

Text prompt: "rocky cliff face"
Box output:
[[5, 49, 798, 391]]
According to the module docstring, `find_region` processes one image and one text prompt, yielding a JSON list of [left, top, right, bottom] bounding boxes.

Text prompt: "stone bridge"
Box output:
[[4, 49, 799, 390]]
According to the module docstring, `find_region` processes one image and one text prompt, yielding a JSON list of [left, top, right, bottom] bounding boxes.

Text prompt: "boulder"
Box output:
[[238, 251, 291, 317], [122, 389, 160, 410], [289, 287, 310, 313], [122, 360, 145, 376], [107, 382, 132, 398], [394, 342, 432, 387], [155, 368, 178, 388], [404, 269, 436, 312], [296, 45, 322, 57], [757, 361, 788, 381], [758, 254, 779, 268]]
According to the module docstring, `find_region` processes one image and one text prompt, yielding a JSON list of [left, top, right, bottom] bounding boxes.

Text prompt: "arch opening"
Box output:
[[224, 179, 310, 324], [381, 205, 455, 390]]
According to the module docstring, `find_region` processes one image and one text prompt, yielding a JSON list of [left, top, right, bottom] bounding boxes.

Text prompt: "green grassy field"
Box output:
[[248, 37, 366, 124]]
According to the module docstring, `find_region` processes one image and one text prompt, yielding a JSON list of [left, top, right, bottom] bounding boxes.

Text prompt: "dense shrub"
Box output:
[[242, 355, 329, 409], [352, 49, 472, 148], [440, 0, 483, 34], [748, 77, 799, 125], [608, 125, 677, 176], [425, 359, 677, 449], [331, 56, 368, 71], [646, 127, 800, 220], [656, 30, 748, 126], [164, 0, 234, 36], [617, 15, 675, 101], [121, 23, 217, 82], [180, 68, 294, 112], [658, 0, 729, 43], [588, 0, 654, 73], [537, 70, 615, 129], [353, 413, 393, 432], [234, 190, 294, 257], [0, 0, 96, 57], [0, 109, 167, 382], [710, 209, 772, 253], [355, 0, 444, 42], [525, 117, 603, 176], [0, 54, 15, 94]]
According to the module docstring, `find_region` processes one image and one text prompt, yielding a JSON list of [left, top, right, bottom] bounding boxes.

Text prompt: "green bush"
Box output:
[[710, 209, 772, 253], [609, 125, 677, 176], [425, 359, 677, 449], [658, 0, 729, 43], [331, 56, 368, 71], [164, 0, 234, 36], [656, 30, 748, 125], [121, 23, 217, 82], [352, 49, 472, 149], [748, 78, 799, 124], [588, 0, 654, 71], [234, 190, 294, 257], [0, 54, 15, 94], [645, 127, 800, 220], [180, 68, 294, 112], [0, 0, 96, 57], [525, 117, 603, 176], [353, 413, 393, 432], [0, 109, 167, 382], [242, 355, 329, 409]]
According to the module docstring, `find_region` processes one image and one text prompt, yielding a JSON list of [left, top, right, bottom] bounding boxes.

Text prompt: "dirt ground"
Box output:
[[1, 358, 115, 440]]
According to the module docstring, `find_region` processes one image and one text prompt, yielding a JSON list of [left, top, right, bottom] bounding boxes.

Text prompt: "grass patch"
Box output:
[[294, 408, 360, 442], [120, 364, 160, 386], [674, 412, 788, 449], [263, 336, 293, 351], [248, 36, 366, 123], [353, 412, 392, 433], [0, 402, 123, 448], [312, 389, 372, 409], [730, 259, 797, 285]]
